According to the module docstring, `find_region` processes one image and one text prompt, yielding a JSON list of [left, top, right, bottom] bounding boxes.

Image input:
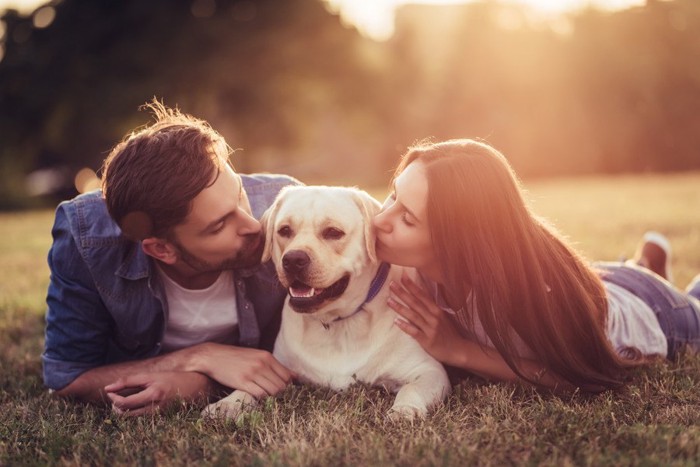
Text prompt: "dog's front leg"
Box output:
[[389, 365, 451, 421], [201, 389, 256, 420]]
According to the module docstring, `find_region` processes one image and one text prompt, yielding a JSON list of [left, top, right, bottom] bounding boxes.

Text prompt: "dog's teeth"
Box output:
[[290, 287, 315, 298]]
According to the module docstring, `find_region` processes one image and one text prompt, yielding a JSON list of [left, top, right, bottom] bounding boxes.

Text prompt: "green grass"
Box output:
[[2, 173, 700, 466]]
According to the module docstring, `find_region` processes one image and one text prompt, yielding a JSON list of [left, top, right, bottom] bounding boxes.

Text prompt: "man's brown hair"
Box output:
[[101, 100, 231, 240]]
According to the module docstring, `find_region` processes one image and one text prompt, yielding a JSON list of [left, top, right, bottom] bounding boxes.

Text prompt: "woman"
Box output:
[[372, 139, 700, 393]]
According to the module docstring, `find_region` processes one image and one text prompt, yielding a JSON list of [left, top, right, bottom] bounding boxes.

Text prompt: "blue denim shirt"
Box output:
[[43, 174, 298, 390]]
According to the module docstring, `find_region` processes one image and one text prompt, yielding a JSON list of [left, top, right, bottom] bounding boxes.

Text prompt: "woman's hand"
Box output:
[[388, 272, 469, 367], [388, 273, 573, 391]]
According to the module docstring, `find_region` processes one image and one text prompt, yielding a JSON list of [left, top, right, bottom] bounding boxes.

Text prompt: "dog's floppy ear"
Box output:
[[260, 189, 286, 263], [351, 188, 382, 264]]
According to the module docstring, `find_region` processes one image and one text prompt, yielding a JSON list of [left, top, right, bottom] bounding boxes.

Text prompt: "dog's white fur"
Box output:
[[203, 186, 450, 419]]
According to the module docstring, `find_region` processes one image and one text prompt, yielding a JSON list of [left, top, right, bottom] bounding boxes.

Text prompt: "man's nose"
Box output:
[[238, 211, 261, 235]]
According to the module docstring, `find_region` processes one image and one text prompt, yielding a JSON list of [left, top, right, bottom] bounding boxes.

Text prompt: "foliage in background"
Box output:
[[1, 0, 700, 208]]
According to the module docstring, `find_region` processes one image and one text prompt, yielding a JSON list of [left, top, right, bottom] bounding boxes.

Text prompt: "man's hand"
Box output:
[[53, 343, 294, 410], [191, 344, 294, 400], [105, 371, 210, 416]]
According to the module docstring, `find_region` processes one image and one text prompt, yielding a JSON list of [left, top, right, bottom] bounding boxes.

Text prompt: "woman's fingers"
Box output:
[[387, 291, 428, 330], [399, 272, 443, 315], [393, 317, 421, 338]]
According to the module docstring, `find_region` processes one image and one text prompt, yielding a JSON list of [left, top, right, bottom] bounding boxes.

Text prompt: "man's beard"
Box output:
[[173, 233, 264, 273]]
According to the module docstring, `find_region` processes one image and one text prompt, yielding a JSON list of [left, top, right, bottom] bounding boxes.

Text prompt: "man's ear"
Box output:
[[141, 237, 178, 265]]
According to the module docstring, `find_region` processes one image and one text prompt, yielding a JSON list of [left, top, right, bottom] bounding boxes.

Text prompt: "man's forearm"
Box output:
[[54, 344, 210, 403]]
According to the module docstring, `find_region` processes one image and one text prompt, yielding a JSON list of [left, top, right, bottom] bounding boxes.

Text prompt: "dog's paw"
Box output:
[[201, 390, 256, 420], [387, 404, 427, 422]]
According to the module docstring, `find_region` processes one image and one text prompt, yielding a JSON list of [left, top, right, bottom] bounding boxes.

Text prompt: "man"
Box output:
[[43, 101, 298, 415]]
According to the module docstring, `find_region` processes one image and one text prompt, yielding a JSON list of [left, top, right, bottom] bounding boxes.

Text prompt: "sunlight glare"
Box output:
[[325, 0, 399, 41], [0, 0, 49, 14], [327, 0, 647, 40], [510, 0, 646, 14]]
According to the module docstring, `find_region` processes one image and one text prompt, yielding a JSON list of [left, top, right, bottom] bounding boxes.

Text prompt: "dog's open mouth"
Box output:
[[288, 275, 350, 311]]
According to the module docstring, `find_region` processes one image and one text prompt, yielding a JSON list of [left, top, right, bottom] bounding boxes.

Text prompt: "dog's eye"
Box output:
[[278, 225, 293, 238], [322, 227, 345, 240]]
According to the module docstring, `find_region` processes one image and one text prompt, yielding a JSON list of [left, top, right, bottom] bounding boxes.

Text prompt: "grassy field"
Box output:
[[1, 172, 699, 466]]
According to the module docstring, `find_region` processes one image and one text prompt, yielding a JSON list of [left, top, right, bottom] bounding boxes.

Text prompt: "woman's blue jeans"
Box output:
[[596, 261, 700, 359]]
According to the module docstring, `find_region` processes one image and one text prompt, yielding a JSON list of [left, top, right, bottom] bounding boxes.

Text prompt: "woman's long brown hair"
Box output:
[[396, 139, 632, 391]]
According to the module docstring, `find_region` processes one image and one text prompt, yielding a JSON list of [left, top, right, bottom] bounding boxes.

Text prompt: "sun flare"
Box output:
[[325, 0, 647, 40]]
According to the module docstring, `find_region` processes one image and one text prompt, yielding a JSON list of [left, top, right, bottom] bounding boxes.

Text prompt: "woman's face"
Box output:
[[372, 161, 440, 279]]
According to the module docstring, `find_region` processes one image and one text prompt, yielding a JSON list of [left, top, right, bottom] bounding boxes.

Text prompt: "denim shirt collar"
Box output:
[[115, 241, 151, 280]]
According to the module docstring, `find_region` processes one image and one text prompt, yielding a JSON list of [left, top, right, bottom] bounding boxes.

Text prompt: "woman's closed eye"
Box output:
[[401, 212, 415, 227]]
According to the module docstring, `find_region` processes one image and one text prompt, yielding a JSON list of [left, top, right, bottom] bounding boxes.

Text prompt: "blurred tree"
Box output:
[[0, 0, 699, 209], [386, 0, 700, 178], [0, 0, 388, 207]]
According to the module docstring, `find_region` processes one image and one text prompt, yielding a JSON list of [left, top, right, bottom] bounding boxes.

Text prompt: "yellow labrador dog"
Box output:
[[203, 186, 450, 419]]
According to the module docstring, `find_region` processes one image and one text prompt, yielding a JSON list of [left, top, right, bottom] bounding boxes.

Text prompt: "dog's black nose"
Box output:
[[282, 250, 311, 275]]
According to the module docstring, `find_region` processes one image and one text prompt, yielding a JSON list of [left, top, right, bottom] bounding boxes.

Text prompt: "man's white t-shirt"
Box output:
[[158, 268, 239, 353]]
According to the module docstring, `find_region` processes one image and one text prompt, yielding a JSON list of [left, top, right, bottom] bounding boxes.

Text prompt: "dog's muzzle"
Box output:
[[281, 250, 350, 313], [282, 250, 311, 276]]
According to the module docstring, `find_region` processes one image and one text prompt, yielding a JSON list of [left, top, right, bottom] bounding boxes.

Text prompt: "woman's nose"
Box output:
[[372, 209, 391, 233]]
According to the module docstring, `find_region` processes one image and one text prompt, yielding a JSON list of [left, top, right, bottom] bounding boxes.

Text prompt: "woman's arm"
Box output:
[[388, 272, 573, 392]]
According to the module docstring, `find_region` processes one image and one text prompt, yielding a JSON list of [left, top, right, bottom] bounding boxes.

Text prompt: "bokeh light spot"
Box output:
[[33, 6, 56, 29], [121, 211, 154, 241], [74, 167, 100, 194]]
